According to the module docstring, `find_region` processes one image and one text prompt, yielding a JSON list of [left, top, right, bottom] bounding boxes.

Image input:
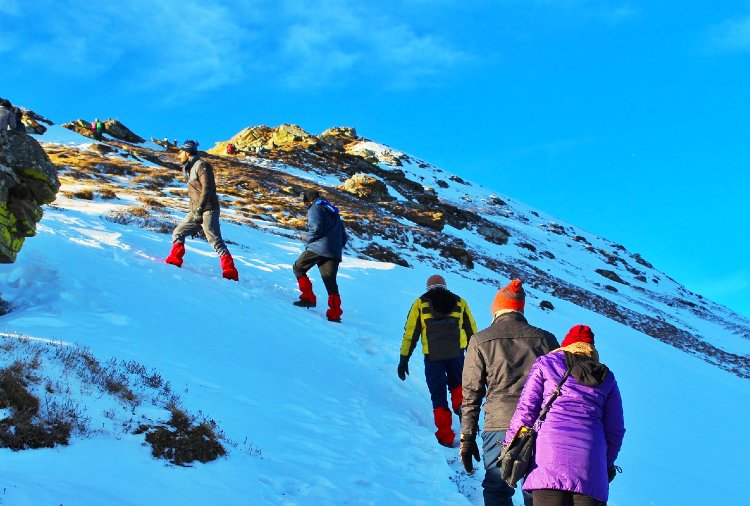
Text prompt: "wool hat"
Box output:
[[180, 139, 199, 154], [491, 279, 526, 313], [303, 189, 321, 204], [561, 324, 595, 347], [426, 274, 447, 290]]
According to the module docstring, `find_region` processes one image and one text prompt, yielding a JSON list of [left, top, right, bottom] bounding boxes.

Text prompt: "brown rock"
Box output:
[[339, 174, 392, 201], [103, 119, 145, 143], [0, 131, 60, 262]]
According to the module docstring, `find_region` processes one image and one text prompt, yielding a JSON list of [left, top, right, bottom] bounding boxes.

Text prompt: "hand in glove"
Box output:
[[192, 209, 203, 224], [459, 434, 481, 473], [397, 355, 409, 381]]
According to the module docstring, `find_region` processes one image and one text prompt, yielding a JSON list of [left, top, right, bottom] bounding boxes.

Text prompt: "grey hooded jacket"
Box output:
[[184, 156, 220, 213], [461, 311, 559, 435]]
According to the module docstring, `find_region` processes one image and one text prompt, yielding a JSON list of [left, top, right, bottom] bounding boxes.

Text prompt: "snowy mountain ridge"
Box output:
[[39, 116, 750, 377], [0, 111, 748, 505]]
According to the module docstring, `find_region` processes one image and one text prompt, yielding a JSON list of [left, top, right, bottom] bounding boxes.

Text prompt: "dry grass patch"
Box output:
[[0, 360, 81, 451], [137, 406, 227, 466], [98, 186, 118, 199], [138, 196, 165, 209], [104, 206, 175, 234], [63, 188, 94, 200]]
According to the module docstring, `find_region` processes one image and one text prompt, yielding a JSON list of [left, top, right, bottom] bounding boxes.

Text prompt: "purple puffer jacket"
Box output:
[[503, 349, 625, 502]]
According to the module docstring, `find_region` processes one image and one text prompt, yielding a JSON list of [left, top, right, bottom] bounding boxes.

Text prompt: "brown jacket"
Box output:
[[461, 311, 559, 435], [184, 156, 220, 213]]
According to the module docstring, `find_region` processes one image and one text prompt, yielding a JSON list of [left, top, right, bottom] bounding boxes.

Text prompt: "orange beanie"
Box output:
[[426, 275, 447, 290], [561, 324, 595, 347], [491, 279, 526, 313]]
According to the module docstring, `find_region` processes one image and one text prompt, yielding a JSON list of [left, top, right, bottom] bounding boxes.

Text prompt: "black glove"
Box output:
[[397, 355, 409, 381], [459, 434, 481, 473], [192, 209, 203, 224], [608, 464, 621, 483]]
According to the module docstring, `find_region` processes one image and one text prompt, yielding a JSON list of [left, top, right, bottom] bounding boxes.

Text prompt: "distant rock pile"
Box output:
[[62, 118, 145, 144], [0, 131, 60, 263], [208, 124, 320, 155], [339, 174, 392, 201], [18, 109, 53, 135], [209, 124, 412, 170], [319, 127, 358, 150]]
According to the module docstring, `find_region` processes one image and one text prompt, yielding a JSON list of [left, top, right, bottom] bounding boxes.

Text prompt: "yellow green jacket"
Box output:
[[400, 288, 477, 361]]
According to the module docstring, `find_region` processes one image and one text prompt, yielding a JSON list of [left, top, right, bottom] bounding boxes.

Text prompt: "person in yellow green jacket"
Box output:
[[398, 274, 477, 447]]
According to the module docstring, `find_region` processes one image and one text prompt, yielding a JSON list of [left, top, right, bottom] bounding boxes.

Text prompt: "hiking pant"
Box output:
[[293, 250, 340, 295], [172, 209, 229, 257], [423, 354, 463, 411], [532, 490, 605, 506], [482, 430, 533, 506]]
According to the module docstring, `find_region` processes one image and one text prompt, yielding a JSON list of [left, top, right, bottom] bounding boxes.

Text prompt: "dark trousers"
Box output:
[[482, 430, 533, 506], [423, 354, 463, 410], [532, 490, 605, 506], [293, 250, 340, 295]]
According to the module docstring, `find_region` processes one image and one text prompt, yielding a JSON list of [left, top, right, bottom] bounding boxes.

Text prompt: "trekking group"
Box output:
[[95, 132, 621, 504], [399, 277, 625, 506], [163, 140, 347, 323]]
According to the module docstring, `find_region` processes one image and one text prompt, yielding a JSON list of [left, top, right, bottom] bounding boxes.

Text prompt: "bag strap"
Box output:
[[535, 365, 573, 426]]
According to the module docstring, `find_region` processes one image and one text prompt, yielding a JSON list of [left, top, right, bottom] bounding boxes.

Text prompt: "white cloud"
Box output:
[[273, 0, 470, 89], [707, 16, 750, 53], [4, 0, 472, 95], [8, 0, 250, 97]]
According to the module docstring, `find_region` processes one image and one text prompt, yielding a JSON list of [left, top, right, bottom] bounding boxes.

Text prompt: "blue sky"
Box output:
[[2, 0, 749, 318]]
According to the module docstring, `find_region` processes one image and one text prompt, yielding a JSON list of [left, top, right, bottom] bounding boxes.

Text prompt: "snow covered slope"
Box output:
[[0, 125, 747, 505]]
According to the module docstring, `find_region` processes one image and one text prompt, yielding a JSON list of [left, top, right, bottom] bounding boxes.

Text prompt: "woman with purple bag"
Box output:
[[502, 325, 625, 506]]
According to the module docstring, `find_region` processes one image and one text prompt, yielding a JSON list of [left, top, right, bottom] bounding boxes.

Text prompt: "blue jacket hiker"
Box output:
[[292, 189, 348, 322]]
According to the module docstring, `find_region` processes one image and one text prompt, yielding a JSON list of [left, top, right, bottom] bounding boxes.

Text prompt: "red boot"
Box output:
[[293, 276, 316, 307], [433, 407, 455, 447], [326, 294, 343, 323], [450, 386, 463, 418], [165, 242, 185, 268], [220, 254, 239, 281]]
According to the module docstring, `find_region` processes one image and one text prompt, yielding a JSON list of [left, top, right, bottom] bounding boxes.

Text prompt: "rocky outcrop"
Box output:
[[269, 124, 318, 150], [103, 120, 145, 143], [595, 269, 629, 285], [318, 127, 358, 150], [18, 109, 53, 135], [209, 124, 322, 155], [339, 174, 392, 201], [344, 144, 405, 166], [62, 119, 145, 144], [0, 131, 60, 263], [62, 119, 95, 139]]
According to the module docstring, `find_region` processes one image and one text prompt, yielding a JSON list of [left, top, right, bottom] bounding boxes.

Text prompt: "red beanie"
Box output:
[[491, 279, 526, 313], [561, 324, 595, 347]]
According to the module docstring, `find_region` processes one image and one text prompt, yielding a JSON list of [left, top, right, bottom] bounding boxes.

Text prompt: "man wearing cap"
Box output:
[[459, 279, 559, 506], [292, 189, 348, 322], [398, 275, 477, 447], [165, 140, 239, 281]]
